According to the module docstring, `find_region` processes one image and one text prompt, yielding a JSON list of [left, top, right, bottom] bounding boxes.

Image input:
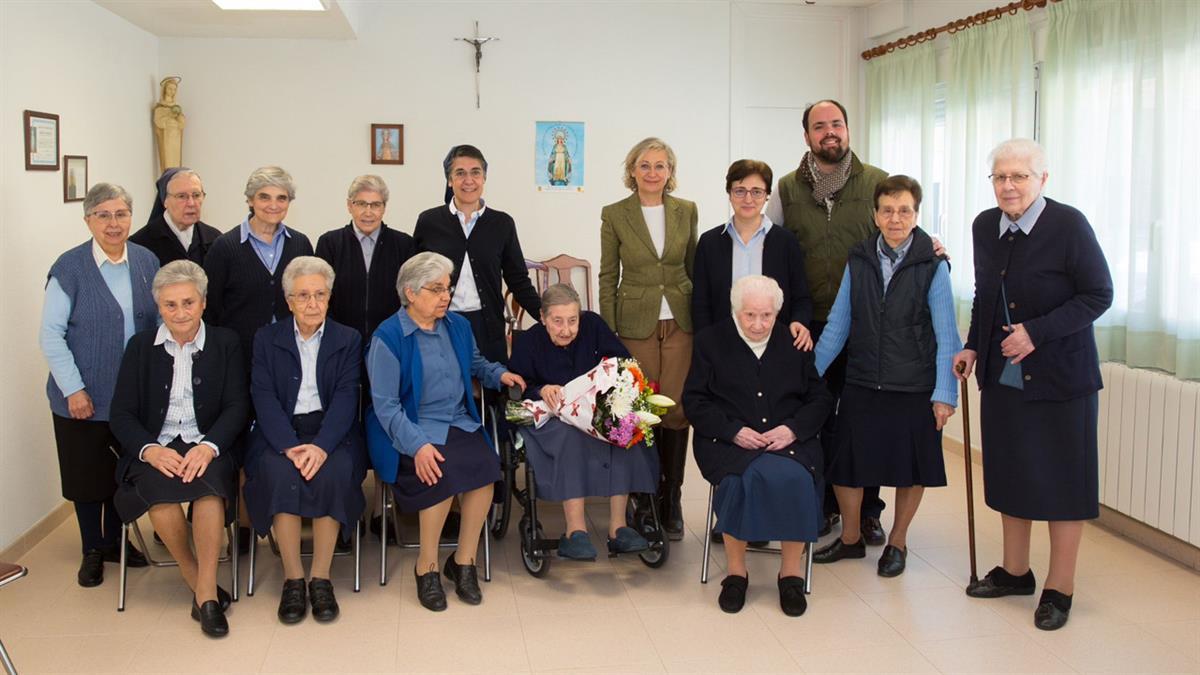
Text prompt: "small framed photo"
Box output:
[[24, 110, 60, 171], [63, 155, 88, 203], [371, 123, 404, 165]]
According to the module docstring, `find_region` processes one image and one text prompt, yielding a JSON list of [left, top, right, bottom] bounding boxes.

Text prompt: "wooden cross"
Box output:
[[455, 21, 498, 109]]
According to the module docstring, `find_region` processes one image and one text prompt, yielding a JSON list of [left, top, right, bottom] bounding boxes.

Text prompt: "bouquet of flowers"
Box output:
[[505, 357, 675, 448]]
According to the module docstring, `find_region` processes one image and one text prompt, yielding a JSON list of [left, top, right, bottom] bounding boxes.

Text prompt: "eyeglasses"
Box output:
[[451, 168, 484, 180], [877, 206, 916, 220], [351, 200, 385, 210], [289, 290, 330, 305], [88, 210, 133, 223], [731, 187, 767, 200], [421, 285, 455, 296], [989, 173, 1032, 186], [168, 191, 206, 203]]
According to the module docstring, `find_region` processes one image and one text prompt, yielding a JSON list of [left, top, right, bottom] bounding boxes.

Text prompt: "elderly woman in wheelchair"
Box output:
[[508, 284, 665, 569]]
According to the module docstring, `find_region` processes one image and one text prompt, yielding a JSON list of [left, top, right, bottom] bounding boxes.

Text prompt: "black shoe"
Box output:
[[335, 533, 353, 554], [966, 566, 1037, 598], [441, 512, 462, 541], [77, 549, 105, 587], [238, 527, 252, 552], [661, 486, 684, 542], [818, 513, 841, 537], [369, 515, 383, 539], [860, 517, 886, 546], [710, 525, 724, 544], [217, 585, 232, 612], [778, 575, 807, 617], [443, 553, 482, 605], [277, 578, 307, 624], [813, 538, 866, 564], [1034, 589, 1072, 630], [102, 542, 148, 568], [309, 578, 339, 623], [414, 567, 447, 612], [191, 598, 229, 637], [718, 574, 748, 613], [877, 545, 906, 577]]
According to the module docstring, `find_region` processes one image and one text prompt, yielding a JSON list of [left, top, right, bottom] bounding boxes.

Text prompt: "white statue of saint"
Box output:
[[153, 76, 186, 172]]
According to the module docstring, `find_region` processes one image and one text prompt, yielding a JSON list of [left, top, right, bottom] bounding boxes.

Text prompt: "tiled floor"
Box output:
[[2, 450, 1198, 674]]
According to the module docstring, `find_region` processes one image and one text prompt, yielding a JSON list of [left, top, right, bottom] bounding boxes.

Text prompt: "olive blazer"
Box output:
[[598, 192, 698, 339]]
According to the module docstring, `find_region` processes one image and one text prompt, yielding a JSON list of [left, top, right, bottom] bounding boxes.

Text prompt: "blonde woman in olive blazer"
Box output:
[[598, 137, 698, 541]]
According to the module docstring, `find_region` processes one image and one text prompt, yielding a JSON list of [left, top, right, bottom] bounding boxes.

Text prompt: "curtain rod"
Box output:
[[861, 0, 1061, 61]]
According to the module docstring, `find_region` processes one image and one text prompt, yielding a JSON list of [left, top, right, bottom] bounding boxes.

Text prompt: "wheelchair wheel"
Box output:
[[519, 517, 551, 578], [637, 512, 670, 568]]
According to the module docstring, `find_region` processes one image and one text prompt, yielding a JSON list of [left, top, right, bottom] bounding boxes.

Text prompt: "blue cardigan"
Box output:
[[365, 311, 490, 483], [245, 318, 364, 468], [965, 198, 1113, 401]]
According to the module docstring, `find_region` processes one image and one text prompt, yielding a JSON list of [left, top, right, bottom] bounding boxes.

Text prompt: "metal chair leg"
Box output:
[[0, 633, 16, 675], [379, 486, 389, 586], [805, 541, 813, 594], [118, 523, 128, 611], [483, 505, 492, 583], [247, 527, 257, 597], [230, 520, 239, 602], [701, 484, 715, 584], [354, 519, 362, 592]]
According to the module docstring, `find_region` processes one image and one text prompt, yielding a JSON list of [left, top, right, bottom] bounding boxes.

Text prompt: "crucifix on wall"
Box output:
[[455, 21, 498, 109]]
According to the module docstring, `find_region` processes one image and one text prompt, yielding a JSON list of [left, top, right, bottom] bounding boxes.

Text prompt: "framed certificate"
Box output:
[[24, 110, 60, 171]]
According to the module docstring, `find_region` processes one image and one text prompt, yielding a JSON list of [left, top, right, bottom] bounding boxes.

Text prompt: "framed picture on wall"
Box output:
[[371, 123, 403, 165], [63, 155, 87, 203], [24, 110, 60, 171]]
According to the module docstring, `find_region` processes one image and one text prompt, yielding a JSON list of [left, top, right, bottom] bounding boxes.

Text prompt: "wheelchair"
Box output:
[[504, 422, 670, 577]]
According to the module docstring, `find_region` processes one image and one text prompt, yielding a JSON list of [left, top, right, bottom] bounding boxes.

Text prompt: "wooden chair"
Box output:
[[537, 254, 593, 310]]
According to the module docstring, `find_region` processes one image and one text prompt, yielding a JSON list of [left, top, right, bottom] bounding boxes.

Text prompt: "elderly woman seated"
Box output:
[[109, 260, 249, 637], [683, 275, 832, 617], [366, 252, 525, 612], [508, 283, 659, 560], [243, 256, 367, 625]]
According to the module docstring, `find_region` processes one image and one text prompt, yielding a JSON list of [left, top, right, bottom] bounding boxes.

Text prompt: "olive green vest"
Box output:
[[777, 153, 887, 322]]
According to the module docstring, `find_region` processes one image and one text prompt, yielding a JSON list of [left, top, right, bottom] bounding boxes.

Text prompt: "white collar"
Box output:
[[164, 211, 193, 236], [91, 239, 128, 267], [154, 321, 207, 350], [448, 199, 486, 220], [352, 223, 381, 242], [294, 318, 326, 344]]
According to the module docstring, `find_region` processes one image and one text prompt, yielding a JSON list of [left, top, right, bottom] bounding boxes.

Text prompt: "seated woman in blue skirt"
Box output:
[[244, 256, 368, 625], [366, 252, 526, 612], [508, 283, 660, 561], [110, 260, 249, 637], [684, 275, 833, 617]]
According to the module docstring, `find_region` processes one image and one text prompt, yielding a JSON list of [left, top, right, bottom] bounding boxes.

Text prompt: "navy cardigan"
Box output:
[[245, 319, 364, 467], [691, 223, 813, 331], [964, 198, 1113, 401]]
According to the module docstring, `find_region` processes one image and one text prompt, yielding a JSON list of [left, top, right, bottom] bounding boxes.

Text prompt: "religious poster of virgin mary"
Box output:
[[535, 121, 584, 192]]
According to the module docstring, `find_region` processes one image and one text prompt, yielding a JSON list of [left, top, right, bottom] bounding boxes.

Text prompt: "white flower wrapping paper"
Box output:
[[513, 356, 624, 441]]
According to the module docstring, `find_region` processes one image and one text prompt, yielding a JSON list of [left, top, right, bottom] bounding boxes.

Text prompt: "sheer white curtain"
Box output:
[[866, 42, 936, 189], [943, 13, 1035, 324], [1041, 0, 1200, 379]]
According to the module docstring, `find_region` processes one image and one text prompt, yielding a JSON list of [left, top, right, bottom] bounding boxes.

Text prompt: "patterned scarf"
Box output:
[[798, 150, 853, 218]]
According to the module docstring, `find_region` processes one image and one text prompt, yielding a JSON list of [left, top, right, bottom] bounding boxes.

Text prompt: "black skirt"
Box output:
[[113, 437, 238, 524], [391, 427, 499, 512], [243, 411, 368, 536], [51, 414, 119, 502], [829, 385, 947, 488]]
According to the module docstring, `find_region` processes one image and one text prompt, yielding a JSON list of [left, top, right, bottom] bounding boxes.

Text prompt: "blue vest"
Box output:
[[45, 241, 158, 420], [364, 311, 488, 483]]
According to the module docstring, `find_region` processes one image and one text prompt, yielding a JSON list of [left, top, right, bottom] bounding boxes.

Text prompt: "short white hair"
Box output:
[[730, 275, 784, 313], [347, 174, 389, 202], [396, 252, 454, 307], [152, 260, 207, 301], [282, 256, 335, 296], [988, 138, 1047, 177]]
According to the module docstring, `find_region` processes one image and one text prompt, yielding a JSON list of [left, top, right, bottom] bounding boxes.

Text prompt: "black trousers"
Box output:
[[811, 321, 885, 519]]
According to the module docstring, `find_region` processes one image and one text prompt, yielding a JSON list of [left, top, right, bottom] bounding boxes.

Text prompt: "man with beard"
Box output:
[[765, 100, 890, 550]]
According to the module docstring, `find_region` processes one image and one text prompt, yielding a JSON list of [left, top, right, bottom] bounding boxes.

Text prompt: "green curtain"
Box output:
[[1041, 0, 1200, 380], [866, 41, 936, 189]]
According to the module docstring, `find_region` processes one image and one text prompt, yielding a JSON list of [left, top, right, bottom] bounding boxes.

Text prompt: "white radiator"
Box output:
[[1098, 362, 1200, 546]]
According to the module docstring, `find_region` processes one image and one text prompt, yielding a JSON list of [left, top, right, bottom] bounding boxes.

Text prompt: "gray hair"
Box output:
[[540, 283, 581, 314], [243, 165, 296, 202], [396, 252, 454, 307], [988, 138, 1047, 178], [152, 260, 207, 301], [622, 137, 678, 193], [83, 183, 132, 216], [730, 275, 784, 313], [347, 174, 389, 203], [282, 256, 335, 296], [165, 169, 203, 192]]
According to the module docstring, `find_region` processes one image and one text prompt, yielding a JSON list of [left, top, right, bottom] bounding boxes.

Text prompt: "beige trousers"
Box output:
[[619, 319, 692, 430]]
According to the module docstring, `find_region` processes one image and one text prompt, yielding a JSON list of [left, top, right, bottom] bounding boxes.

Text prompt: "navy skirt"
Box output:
[[391, 427, 500, 512], [243, 412, 368, 535], [830, 384, 947, 488], [713, 453, 821, 543], [114, 437, 238, 525], [519, 420, 659, 501]]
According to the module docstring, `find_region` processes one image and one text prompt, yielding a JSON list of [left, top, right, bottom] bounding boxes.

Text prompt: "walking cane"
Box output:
[[956, 362, 980, 588]]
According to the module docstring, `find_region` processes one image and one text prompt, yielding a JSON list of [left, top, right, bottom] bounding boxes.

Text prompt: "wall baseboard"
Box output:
[[941, 438, 1200, 571], [0, 501, 71, 562]]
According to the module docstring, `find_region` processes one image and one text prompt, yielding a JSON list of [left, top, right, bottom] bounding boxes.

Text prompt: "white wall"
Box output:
[[0, 1, 159, 550]]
